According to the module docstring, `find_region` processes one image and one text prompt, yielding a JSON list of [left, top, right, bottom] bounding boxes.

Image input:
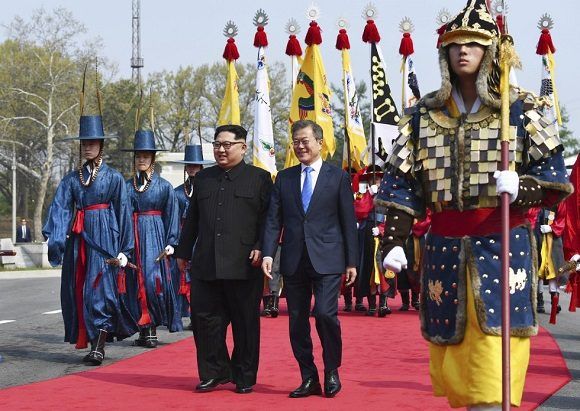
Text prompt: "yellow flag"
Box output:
[[218, 60, 240, 126], [285, 44, 334, 168], [341, 48, 366, 171]]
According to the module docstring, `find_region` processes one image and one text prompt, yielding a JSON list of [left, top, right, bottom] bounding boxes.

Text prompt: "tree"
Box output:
[[558, 106, 579, 158], [0, 8, 101, 240]]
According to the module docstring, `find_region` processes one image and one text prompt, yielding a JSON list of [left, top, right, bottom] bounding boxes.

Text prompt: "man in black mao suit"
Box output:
[[16, 218, 32, 242], [175, 124, 273, 394], [262, 120, 358, 398]]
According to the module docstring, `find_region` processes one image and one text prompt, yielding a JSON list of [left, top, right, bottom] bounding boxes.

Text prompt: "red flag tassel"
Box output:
[[253, 26, 268, 48], [536, 29, 556, 55], [496, 15, 505, 35], [117, 269, 126, 294], [305, 21, 322, 46], [285, 34, 302, 56], [399, 32, 414, 57], [362, 19, 381, 43], [549, 292, 559, 324], [223, 37, 240, 61], [335, 29, 350, 50]]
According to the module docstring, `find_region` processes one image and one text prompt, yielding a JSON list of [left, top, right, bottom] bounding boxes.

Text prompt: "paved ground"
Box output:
[[0, 270, 578, 409]]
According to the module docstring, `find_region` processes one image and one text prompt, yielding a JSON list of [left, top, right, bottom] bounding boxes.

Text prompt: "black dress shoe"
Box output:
[[324, 370, 341, 398], [235, 385, 253, 394], [289, 378, 322, 398], [195, 377, 231, 392]]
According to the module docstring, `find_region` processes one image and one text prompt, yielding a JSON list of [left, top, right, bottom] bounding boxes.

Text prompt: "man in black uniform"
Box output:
[[175, 124, 273, 394]]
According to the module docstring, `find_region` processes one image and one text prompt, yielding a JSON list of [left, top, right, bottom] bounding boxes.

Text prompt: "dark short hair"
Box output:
[[291, 120, 323, 141], [214, 124, 248, 141]]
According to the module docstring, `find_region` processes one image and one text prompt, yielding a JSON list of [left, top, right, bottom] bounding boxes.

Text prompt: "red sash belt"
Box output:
[[431, 207, 527, 237], [72, 203, 109, 349], [133, 210, 162, 326]]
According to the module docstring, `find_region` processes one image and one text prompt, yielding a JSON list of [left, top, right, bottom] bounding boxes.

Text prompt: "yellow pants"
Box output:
[[429, 270, 530, 408]]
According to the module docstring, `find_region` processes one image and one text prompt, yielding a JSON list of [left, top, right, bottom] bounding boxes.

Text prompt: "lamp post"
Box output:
[[12, 142, 17, 244]]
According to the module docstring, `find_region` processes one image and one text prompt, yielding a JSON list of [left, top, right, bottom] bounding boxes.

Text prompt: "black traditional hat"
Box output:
[[122, 130, 166, 152], [440, 0, 499, 47], [171, 144, 213, 165]]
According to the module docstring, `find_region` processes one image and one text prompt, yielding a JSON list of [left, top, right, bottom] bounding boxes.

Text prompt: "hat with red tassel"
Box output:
[[398, 18, 415, 57], [253, 9, 269, 48], [536, 13, 556, 55], [222, 20, 240, 61]]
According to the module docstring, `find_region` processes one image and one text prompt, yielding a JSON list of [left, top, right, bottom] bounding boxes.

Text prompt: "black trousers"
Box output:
[[190, 275, 262, 387], [284, 247, 342, 381]]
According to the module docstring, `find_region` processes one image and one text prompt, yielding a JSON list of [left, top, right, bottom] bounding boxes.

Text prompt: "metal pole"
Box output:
[[499, 33, 513, 411], [12, 142, 16, 243]]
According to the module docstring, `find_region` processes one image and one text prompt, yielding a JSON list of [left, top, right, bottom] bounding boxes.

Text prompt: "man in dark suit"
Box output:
[[16, 218, 32, 242], [261, 119, 358, 398], [175, 124, 273, 394]]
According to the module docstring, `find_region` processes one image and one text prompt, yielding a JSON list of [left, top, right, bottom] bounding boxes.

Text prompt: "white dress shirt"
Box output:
[[300, 156, 323, 192]]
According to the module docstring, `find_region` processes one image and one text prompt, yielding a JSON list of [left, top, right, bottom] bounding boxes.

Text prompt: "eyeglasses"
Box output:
[[292, 138, 319, 147], [212, 141, 245, 150]]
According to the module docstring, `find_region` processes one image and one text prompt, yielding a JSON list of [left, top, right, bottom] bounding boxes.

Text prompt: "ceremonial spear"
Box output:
[[495, 0, 520, 408]]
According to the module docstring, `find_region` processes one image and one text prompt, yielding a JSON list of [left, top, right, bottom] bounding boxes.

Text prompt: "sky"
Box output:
[[2, 0, 580, 135]]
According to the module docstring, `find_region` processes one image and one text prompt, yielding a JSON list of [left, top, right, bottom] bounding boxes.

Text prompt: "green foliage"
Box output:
[[558, 106, 579, 157]]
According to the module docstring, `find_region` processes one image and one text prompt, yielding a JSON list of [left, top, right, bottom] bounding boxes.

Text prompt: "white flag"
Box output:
[[252, 47, 277, 176]]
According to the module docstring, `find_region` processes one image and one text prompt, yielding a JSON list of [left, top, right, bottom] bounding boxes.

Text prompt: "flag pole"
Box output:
[[336, 25, 353, 173], [498, 1, 513, 407]]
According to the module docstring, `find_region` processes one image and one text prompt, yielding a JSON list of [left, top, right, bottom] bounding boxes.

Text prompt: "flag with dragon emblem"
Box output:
[[252, 46, 277, 176], [285, 36, 335, 168]]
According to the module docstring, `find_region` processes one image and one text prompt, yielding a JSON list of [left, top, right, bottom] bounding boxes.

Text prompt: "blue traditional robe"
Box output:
[[43, 163, 137, 347], [126, 173, 182, 332], [173, 183, 192, 318]]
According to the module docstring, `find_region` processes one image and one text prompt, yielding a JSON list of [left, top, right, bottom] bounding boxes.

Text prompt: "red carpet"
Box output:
[[0, 298, 571, 410]]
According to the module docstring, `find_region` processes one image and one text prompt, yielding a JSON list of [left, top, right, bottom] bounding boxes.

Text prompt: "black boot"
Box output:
[[146, 326, 158, 348], [411, 291, 420, 310], [82, 341, 96, 363], [366, 294, 377, 316], [537, 291, 545, 313], [270, 293, 279, 318], [135, 326, 157, 348], [378, 294, 392, 317], [260, 296, 272, 317], [354, 297, 366, 312], [399, 290, 410, 311], [86, 330, 107, 366]]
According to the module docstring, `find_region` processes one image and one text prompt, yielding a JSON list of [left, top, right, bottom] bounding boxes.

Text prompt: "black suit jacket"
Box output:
[[262, 161, 357, 276], [174, 161, 273, 281], [16, 225, 32, 242]]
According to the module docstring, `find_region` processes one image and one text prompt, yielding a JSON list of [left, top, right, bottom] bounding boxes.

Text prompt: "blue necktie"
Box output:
[[302, 166, 313, 212]]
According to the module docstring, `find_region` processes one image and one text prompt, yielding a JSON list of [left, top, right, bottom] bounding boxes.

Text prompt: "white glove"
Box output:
[[540, 224, 553, 234], [116, 252, 128, 268], [571, 254, 580, 271], [356, 222, 360, 229], [359, 184, 367, 194], [164, 245, 175, 256], [382, 246, 407, 273], [371, 226, 380, 237], [369, 184, 379, 195], [494, 170, 519, 204]]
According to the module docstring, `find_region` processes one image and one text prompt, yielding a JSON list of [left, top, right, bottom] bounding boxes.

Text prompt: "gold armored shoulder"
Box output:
[[522, 93, 561, 161]]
